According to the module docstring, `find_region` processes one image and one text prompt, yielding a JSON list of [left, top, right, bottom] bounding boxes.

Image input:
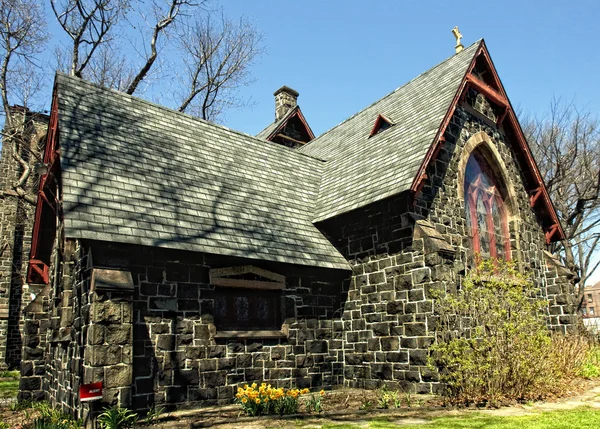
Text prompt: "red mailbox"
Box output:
[[79, 382, 103, 402]]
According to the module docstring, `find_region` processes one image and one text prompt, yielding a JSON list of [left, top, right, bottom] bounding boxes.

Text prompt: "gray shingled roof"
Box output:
[[300, 41, 481, 222], [255, 106, 297, 140], [56, 73, 349, 270]]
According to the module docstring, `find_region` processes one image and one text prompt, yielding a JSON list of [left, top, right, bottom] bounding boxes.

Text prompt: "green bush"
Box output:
[[578, 346, 600, 378], [429, 259, 568, 405]]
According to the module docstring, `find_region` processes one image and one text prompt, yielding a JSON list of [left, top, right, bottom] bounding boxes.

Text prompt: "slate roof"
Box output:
[[56, 73, 350, 270], [300, 41, 481, 222], [55, 41, 482, 271]]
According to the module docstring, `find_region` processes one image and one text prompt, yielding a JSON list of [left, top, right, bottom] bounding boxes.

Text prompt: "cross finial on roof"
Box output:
[[452, 26, 464, 53]]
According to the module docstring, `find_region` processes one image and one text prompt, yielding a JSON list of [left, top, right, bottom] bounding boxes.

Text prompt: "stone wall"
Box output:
[[315, 100, 577, 394], [0, 107, 48, 367], [21, 239, 348, 415]]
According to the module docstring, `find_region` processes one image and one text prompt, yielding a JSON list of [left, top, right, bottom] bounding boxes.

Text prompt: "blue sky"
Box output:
[[34, 0, 599, 135], [214, 0, 600, 136]]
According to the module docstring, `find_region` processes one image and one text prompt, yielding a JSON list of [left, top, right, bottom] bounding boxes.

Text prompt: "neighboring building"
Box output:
[[581, 281, 600, 333], [581, 281, 600, 318], [15, 39, 576, 421]]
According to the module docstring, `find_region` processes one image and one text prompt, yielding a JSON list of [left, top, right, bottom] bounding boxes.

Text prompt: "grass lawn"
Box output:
[[0, 371, 19, 400], [320, 407, 600, 429]]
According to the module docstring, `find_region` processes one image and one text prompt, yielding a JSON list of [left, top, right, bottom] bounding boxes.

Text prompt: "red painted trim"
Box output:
[[28, 83, 60, 284], [465, 74, 509, 108], [369, 114, 394, 137], [496, 108, 509, 127], [295, 108, 315, 140], [545, 224, 559, 244], [266, 106, 315, 142], [411, 40, 565, 242], [529, 187, 543, 208]]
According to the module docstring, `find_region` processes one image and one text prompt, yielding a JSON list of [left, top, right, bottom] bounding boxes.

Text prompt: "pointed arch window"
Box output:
[[464, 151, 510, 260]]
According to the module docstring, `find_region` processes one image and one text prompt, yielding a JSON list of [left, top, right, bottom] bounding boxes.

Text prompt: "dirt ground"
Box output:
[[2, 380, 600, 428], [149, 380, 600, 428]]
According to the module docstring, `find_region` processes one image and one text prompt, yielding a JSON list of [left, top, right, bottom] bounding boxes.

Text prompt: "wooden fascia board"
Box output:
[[471, 43, 564, 241], [505, 109, 565, 241], [28, 85, 60, 284], [296, 108, 315, 140], [369, 114, 394, 137], [476, 43, 507, 98]]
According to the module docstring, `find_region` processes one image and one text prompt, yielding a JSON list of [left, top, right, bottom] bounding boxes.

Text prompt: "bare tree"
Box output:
[[523, 98, 600, 305], [0, 0, 47, 204], [51, 0, 129, 78], [125, 0, 200, 95], [0, 0, 47, 125], [49, 0, 263, 122], [176, 13, 262, 120], [84, 41, 136, 91]]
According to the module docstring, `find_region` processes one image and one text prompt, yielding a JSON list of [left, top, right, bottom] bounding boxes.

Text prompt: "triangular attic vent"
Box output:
[[369, 114, 394, 137]]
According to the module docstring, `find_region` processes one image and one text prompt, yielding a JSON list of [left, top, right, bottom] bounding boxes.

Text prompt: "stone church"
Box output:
[[0, 38, 576, 418]]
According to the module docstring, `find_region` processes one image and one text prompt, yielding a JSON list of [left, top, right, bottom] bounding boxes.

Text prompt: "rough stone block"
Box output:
[[404, 323, 426, 337], [381, 337, 399, 351], [107, 325, 131, 345], [19, 376, 41, 391], [394, 274, 412, 291], [409, 349, 428, 366], [105, 365, 132, 388], [307, 340, 328, 354]]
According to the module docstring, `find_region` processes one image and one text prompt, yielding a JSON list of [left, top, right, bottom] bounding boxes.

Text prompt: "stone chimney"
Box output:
[[274, 86, 299, 121]]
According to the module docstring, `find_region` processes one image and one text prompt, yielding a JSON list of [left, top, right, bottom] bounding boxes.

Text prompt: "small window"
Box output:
[[210, 266, 285, 332], [583, 308, 588, 316], [590, 307, 595, 316], [588, 293, 593, 303], [369, 114, 394, 137], [214, 288, 281, 330]]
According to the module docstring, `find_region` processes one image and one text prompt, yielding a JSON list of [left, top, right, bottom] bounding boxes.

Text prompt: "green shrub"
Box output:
[[31, 402, 81, 429], [429, 259, 567, 405], [97, 407, 138, 429], [578, 345, 600, 378]]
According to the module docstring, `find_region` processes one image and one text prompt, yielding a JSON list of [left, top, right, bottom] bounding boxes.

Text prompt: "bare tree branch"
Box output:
[[125, 0, 199, 95], [523, 98, 600, 306], [50, 0, 129, 78], [0, 0, 47, 125], [176, 12, 263, 120]]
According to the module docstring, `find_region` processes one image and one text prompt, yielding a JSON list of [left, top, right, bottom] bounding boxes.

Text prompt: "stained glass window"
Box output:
[[464, 151, 510, 260]]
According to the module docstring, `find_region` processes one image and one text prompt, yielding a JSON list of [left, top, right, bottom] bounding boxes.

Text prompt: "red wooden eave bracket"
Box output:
[[465, 74, 509, 109], [529, 187, 543, 208], [496, 108, 509, 127], [545, 224, 559, 244], [27, 259, 49, 284]]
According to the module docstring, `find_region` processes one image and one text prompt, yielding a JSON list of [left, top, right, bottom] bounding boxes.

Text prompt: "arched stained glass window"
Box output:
[[464, 151, 511, 259]]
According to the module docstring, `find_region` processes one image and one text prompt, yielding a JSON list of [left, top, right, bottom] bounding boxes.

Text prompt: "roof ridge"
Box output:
[[54, 72, 326, 163], [301, 39, 482, 149]]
